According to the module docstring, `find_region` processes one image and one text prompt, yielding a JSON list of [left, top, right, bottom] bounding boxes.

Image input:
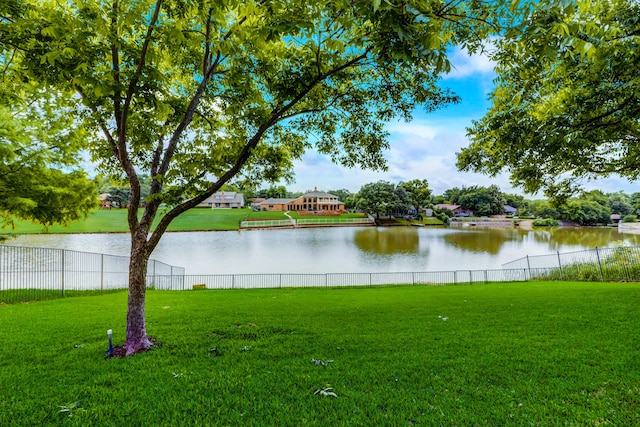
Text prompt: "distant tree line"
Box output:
[[95, 176, 640, 226]]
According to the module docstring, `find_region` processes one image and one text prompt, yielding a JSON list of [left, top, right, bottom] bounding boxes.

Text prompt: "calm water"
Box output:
[[8, 226, 640, 275]]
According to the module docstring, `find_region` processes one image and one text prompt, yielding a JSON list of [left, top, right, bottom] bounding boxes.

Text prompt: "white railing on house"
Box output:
[[240, 217, 375, 228]]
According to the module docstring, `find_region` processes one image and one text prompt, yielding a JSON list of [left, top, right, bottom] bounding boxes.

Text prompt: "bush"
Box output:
[[622, 214, 637, 223], [533, 218, 559, 227]]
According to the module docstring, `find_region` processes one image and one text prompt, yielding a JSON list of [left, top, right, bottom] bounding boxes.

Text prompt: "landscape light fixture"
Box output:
[[107, 329, 113, 358]]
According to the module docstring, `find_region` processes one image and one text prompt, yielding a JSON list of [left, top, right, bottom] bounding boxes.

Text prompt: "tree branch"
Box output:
[[118, 0, 162, 231], [111, 0, 122, 133], [120, 0, 163, 142], [147, 48, 373, 251], [74, 84, 118, 158], [570, 95, 636, 130], [203, 8, 213, 76]]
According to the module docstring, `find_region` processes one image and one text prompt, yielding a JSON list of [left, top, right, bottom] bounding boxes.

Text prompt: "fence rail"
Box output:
[[162, 269, 533, 290], [3, 244, 639, 304], [0, 245, 184, 304], [296, 218, 375, 226], [240, 219, 294, 228], [502, 245, 640, 282], [240, 217, 375, 228]]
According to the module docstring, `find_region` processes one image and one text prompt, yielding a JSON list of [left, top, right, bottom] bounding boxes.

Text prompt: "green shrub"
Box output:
[[532, 218, 559, 226], [622, 214, 637, 223]]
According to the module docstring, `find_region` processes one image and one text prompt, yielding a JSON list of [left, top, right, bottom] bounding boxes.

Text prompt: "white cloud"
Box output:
[[282, 39, 639, 198], [290, 118, 524, 195], [442, 45, 496, 80]]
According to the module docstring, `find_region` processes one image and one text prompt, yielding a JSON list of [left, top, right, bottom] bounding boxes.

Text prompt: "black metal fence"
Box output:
[[502, 245, 640, 282], [3, 244, 639, 304], [0, 245, 184, 304], [154, 269, 532, 290]]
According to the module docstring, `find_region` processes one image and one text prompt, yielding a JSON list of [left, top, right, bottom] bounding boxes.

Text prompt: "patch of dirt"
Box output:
[[107, 338, 159, 359]]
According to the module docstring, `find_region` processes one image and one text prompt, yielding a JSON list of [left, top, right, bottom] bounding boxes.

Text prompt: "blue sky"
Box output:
[[289, 47, 639, 197]]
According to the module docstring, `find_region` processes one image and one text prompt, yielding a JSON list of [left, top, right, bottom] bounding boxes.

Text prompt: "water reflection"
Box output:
[[7, 226, 640, 274], [443, 229, 522, 254], [534, 227, 640, 248], [354, 228, 420, 254]]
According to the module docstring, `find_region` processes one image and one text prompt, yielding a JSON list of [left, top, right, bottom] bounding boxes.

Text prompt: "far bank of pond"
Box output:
[[7, 226, 640, 275]]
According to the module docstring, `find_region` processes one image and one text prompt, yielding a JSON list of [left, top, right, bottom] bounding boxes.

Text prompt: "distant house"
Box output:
[[434, 204, 474, 217], [503, 205, 517, 216], [260, 188, 345, 214], [98, 193, 112, 209], [611, 214, 621, 224], [197, 191, 245, 208], [251, 198, 266, 208]]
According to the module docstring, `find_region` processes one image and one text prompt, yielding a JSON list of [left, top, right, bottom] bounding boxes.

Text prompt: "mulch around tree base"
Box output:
[[107, 338, 158, 358]]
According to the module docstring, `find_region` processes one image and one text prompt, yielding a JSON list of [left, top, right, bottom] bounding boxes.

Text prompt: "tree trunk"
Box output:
[[124, 237, 152, 355]]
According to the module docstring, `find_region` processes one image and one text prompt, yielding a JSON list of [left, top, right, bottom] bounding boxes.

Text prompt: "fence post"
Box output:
[[622, 248, 632, 282], [101, 254, 104, 292], [412, 272, 415, 286], [595, 247, 604, 282], [557, 251, 564, 280], [526, 255, 531, 279], [61, 249, 65, 297]]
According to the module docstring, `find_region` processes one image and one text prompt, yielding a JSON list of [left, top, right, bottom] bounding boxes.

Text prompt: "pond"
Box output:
[[8, 226, 640, 275]]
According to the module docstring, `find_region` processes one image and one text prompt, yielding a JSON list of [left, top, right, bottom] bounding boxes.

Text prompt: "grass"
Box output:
[[1, 208, 251, 234], [1, 208, 370, 235], [1, 282, 639, 425]]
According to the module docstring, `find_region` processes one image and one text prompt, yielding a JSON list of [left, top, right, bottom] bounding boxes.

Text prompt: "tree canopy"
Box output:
[[457, 0, 640, 200], [0, 0, 508, 354], [0, 73, 96, 231], [442, 185, 505, 216], [398, 179, 432, 212]]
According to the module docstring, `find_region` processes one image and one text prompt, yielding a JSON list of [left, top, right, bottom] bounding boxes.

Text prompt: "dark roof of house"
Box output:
[[261, 198, 295, 205], [302, 190, 337, 198], [434, 204, 460, 211], [198, 192, 244, 205]]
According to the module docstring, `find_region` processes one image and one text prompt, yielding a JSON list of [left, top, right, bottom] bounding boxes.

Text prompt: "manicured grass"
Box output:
[[1, 208, 252, 234], [1, 282, 639, 425], [1, 208, 368, 235]]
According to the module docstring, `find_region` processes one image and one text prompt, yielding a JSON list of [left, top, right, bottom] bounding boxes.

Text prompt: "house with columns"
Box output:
[[260, 188, 345, 214]]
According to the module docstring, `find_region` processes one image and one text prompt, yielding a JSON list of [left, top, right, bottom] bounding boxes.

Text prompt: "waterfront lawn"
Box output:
[[1, 282, 639, 425], [1, 208, 253, 234], [2, 208, 368, 235]]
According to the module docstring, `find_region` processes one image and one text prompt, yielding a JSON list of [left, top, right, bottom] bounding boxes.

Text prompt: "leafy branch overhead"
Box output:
[[458, 0, 640, 200]]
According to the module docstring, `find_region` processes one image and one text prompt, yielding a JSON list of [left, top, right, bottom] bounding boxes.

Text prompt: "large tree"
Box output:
[[398, 179, 431, 213], [355, 181, 398, 219], [443, 185, 505, 216], [2, 0, 504, 354], [457, 0, 640, 200]]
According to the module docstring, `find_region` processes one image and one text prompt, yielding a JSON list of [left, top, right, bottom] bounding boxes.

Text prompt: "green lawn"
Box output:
[[1, 208, 252, 234], [1, 208, 370, 235], [1, 282, 639, 425]]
